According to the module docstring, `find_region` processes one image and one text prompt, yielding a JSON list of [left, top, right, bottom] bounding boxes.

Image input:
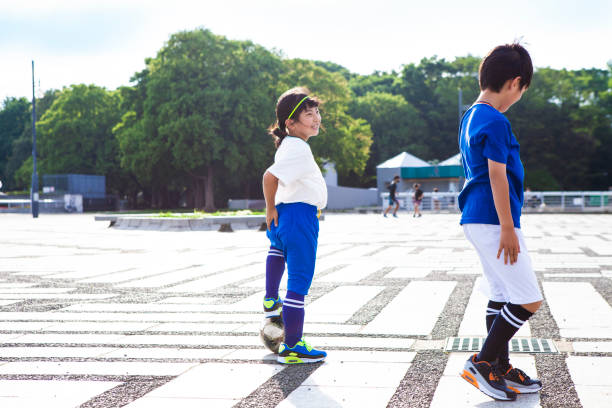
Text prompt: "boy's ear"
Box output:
[[509, 76, 522, 90]]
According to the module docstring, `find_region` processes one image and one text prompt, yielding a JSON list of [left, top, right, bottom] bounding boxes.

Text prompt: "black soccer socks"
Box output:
[[486, 300, 510, 368], [478, 303, 533, 363]]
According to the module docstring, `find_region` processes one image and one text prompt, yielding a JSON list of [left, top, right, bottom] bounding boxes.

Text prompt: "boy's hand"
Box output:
[[497, 225, 520, 265], [266, 207, 278, 231]]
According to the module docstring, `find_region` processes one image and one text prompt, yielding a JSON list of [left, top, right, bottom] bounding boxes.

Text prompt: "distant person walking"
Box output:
[[384, 175, 401, 218], [432, 187, 441, 211], [412, 183, 423, 217]]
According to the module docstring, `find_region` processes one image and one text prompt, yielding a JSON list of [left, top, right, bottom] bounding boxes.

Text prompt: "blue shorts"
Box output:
[[388, 197, 398, 206], [267, 202, 319, 295]]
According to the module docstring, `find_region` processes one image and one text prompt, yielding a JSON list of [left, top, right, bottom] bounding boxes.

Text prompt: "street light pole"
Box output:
[[458, 87, 463, 127], [31, 61, 39, 218]]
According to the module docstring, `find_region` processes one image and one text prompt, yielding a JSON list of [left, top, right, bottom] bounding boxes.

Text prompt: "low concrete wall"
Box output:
[[95, 215, 267, 232], [326, 185, 378, 210]]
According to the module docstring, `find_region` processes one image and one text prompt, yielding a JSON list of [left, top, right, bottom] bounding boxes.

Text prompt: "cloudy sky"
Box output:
[[1, 0, 611, 102]]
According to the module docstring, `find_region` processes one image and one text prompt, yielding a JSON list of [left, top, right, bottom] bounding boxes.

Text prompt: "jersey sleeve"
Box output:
[[267, 144, 312, 185], [481, 120, 511, 164]]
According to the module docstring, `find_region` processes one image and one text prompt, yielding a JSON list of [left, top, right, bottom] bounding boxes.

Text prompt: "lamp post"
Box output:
[[31, 61, 39, 218]]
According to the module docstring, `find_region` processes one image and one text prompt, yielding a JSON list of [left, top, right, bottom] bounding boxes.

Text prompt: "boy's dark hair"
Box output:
[[393, 175, 400, 180], [479, 43, 533, 92], [268, 87, 320, 148]]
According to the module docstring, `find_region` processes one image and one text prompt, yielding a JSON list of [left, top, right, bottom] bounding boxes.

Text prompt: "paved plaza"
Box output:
[[0, 212, 611, 407]]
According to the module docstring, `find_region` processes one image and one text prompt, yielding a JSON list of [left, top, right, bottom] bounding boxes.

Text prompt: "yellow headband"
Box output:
[[287, 96, 309, 120]]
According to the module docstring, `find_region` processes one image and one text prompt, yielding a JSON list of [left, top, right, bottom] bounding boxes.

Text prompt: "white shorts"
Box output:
[[463, 223, 543, 304]]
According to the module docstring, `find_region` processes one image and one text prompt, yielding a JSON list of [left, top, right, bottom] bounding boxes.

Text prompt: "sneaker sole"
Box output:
[[277, 355, 326, 364], [505, 380, 542, 394], [460, 365, 517, 401], [264, 310, 282, 318]]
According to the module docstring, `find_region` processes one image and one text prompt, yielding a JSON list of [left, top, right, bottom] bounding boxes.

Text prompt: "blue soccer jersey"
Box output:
[[458, 103, 524, 228]]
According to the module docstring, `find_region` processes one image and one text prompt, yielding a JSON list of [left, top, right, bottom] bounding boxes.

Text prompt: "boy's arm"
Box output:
[[488, 159, 520, 265], [263, 171, 279, 230]]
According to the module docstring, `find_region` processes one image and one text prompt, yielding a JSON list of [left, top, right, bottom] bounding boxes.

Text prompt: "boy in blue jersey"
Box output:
[[458, 44, 543, 401]]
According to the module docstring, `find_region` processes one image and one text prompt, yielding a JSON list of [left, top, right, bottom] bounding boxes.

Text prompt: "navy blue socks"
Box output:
[[265, 247, 285, 299], [282, 290, 305, 347], [477, 302, 533, 363], [486, 300, 510, 368]]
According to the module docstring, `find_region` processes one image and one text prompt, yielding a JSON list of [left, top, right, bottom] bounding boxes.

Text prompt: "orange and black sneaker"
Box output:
[[501, 365, 542, 393], [460, 354, 517, 401]]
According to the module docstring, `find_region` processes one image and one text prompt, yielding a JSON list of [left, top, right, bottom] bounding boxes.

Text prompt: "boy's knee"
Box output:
[[521, 300, 542, 314]]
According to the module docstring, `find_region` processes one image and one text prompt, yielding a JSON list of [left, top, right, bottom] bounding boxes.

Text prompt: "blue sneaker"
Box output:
[[277, 338, 327, 364], [263, 296, 283, 318]]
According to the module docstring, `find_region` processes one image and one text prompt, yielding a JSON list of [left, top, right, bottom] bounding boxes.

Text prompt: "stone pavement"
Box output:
[[0, 212, 611, 408]]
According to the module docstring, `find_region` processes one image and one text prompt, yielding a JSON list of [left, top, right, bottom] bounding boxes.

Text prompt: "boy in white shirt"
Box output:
[[262, 87, 327, 364]]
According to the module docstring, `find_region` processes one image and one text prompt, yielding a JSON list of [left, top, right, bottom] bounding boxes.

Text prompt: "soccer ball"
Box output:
[[260, 315, 284, 354]]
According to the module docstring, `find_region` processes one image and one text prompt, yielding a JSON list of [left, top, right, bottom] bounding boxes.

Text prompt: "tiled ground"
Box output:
[[0, 212, 611, 407]]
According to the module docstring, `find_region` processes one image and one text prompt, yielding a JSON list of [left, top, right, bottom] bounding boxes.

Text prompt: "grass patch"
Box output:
[[154, 209, 264, 218]]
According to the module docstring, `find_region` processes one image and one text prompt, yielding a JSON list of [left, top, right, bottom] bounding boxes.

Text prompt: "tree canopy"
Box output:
[[0, 28, 610, 206]]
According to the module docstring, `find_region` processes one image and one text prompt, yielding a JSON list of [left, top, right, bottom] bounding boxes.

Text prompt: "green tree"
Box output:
[[34, 85, 123, 192], [0, 97, 30, 189], [4, 90, 60, 191], [350, 92, 428, 185], [119, 29, 284, 210]]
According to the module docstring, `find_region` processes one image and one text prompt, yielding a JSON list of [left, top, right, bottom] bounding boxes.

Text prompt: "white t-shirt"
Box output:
[[266, 136, 327, 209]]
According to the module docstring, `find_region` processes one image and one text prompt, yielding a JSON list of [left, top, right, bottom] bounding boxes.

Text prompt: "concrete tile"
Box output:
[[101, 347, 231, 359], [0, 347, 116, 358], [543, 273, 601, 278], [307, 286, 384, 323], [317, 263, 381, 282], [572, 341, 612, 353], [0, 361, 198, 376], [278, 361, 409, 407], [567, 356, 612, 408], [363, 281, 456, 335], [155, 297, 217, 304], [543, 282, 612, 338], [44, 322, 157, 332], [125, 397, 235, 408], [384, 267, 434, 278], [144, 363, 282, 398], [0, 380, 121, 408], [161, 267, 262, 293], [278, 385, 399, 408]]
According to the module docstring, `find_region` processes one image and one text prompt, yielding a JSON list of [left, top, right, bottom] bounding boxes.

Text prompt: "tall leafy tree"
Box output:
[[123, 29, 284, 210], [32, 85, 122, 191], [0, 97, 30, 189], [350, 92, 428, 185]]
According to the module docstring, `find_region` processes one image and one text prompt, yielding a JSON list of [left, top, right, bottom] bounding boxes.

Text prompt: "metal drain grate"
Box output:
[[446, 337, 558, 353]]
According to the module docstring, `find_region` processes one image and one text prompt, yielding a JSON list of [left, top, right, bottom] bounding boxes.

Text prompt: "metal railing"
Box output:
[[381, 191, 612, 212]]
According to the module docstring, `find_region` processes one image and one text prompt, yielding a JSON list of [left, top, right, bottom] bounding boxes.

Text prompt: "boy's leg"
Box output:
[[264, 246, 285, 317], [282, 290, 305, 347], [277, 205, 326, 364], [485, 300, 509, 367], [462, 224, 543, 398], [265, 247, 285, 300], [478, 303, 535, 362]]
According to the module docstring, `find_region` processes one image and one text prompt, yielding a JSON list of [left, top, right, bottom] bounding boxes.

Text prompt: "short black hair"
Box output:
[[393, 175, 400, 180], [479, 43, 533, 92]]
